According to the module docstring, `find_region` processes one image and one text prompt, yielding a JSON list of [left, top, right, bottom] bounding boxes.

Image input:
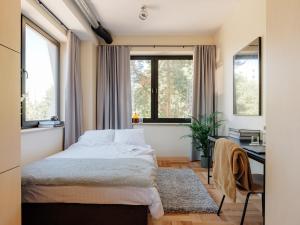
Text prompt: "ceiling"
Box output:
[[88, 0, 240, 36], [22, 0, 240, 42], [22, 0, 98, 42]]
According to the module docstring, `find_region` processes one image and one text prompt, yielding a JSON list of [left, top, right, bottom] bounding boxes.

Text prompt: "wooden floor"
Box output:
[[149, 157, 263, 225]]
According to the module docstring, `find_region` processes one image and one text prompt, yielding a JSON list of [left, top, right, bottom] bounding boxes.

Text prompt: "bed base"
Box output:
[[22, 203, 148, 225]]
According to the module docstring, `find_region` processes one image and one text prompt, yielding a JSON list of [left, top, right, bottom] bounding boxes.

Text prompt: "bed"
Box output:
[[21, 129, 164, 225]]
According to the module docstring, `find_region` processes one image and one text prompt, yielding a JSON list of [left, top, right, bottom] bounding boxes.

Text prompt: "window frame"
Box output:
[[131, 55, 193, 123], [21, 16, 60, 129]]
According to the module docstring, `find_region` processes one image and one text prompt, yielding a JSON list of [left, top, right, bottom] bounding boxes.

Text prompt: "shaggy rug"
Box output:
[[157, 168, 218, 213]]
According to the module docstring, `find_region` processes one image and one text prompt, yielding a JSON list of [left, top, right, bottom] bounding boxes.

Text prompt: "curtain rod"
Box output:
[[37, 0, 69, 31], [98, 45, 196, 48]]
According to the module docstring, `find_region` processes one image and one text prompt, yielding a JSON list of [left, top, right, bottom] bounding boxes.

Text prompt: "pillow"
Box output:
[[114, 128, 147, 147], [78, 129, 115, 146]]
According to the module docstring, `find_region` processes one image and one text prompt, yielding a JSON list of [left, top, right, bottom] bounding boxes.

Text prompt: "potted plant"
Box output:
[[183, 112, 224, 168]]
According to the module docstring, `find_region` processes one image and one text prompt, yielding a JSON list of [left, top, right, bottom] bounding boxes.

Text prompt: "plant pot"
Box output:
[[200, 156, 211, 168]]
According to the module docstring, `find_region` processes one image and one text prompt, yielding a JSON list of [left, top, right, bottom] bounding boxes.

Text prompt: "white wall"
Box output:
[[21, 127, 64, 165], [139, 124, 191, 158], [266, 0, 300, 224], [214, 0, 266, 172], [214, 0, 266, 135], [109, 35, 214, 45]]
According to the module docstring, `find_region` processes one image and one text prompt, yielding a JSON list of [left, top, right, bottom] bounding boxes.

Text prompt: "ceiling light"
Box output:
[[139, 5, 148, 21]]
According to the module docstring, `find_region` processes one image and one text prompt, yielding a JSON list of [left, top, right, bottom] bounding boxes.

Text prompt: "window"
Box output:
[[21, 17, 60, 128], [130, 56, 193, 123]]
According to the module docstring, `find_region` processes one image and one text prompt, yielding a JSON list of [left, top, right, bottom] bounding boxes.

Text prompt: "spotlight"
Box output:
[[139, 6, 148, 21]]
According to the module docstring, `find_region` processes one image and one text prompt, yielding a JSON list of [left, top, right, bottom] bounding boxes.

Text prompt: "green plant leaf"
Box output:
[[181, 112, 225, 156]]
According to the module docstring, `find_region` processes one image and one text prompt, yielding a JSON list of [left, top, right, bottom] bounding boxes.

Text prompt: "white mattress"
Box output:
[[22, 143, 164, 219]]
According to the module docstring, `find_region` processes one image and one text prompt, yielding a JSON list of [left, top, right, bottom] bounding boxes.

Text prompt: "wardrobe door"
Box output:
[[0, 0, 21, 52], [0, 45, 20, 174], [0, 167, 21, 225]]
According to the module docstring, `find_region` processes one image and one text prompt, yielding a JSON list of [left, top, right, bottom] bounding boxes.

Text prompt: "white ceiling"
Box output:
[[22, 0, 240, 42], [89, 0, 240, 36], [22, 0, 98, 42]]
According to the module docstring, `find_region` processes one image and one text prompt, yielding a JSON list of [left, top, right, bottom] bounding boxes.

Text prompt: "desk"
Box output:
[[207, 136, 266, 224], [207, 136, 265, 184]]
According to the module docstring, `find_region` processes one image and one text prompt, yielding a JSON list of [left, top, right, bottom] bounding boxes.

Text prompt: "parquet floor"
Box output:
[[148, 157, 263, 225]]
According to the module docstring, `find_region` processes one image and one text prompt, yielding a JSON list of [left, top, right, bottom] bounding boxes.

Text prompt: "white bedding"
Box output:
[[22, 142, 164, 219]]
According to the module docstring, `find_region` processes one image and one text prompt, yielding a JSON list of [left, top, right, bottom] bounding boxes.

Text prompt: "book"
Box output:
[[228, 128, 260, 140], [38, 121, 64, 128], [39, 120, 62, 125], [38, 124, 63, 128]]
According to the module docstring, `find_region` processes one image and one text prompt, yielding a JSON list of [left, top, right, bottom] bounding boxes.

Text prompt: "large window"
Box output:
[[21, 17, 60, 128], [130, 56, 193, 123]]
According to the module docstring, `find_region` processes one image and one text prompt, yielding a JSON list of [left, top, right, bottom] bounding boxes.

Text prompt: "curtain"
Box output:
[[64, 31, 83, 148], [191, 45, 216, 160], [96, 45, 132, 129]]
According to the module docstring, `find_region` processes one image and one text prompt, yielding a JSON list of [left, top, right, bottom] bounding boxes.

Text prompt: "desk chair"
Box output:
[[217, 173, 264, 225], [213, 138, 264, 225]]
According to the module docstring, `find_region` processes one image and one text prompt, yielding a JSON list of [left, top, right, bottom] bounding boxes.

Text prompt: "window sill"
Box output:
[[21, 126, 64, 134]]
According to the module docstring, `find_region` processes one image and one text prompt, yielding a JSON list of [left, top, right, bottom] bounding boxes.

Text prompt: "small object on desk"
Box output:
[[249, 135, 260, 146], [228, 128, 261, 141]]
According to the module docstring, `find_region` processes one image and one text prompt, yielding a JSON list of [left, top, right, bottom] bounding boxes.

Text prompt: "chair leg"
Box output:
[[217, 195, 226, 216], [262, 193, 265, 217], [240, 192, 252, 225]]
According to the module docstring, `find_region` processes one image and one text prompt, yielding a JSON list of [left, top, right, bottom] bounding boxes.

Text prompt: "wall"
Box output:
[[214, 0, 266, 172], [110, 35, 214, 45], [140, 124, 191, 158], [214, 0, 266, 134], [21, 127, 64, 165], [266, 0, 300, 224]]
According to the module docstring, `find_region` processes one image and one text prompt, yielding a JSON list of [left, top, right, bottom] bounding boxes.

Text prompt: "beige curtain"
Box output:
[[96, 45, 132, 129], [191, 45, 216, 160], [64, 31, 83, 148]]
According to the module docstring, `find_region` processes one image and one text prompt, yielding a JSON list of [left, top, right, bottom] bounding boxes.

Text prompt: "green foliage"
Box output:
[[26, 87, 54, 121], [130, 60, 151, 118], [158, 60, 193, 118], [234, 59, 259, 115], [130, 59, 193, 118], [183, 112, 224, 157]]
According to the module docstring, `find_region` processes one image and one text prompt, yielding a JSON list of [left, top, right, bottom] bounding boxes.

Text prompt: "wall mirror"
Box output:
[[233, 37, 262, 116]]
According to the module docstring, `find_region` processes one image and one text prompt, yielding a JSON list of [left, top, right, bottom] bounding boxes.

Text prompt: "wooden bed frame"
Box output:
[[22, 203, 148, 225]]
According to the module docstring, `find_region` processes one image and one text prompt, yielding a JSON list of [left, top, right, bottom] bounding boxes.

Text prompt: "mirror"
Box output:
[[233, 37, 262, 116]]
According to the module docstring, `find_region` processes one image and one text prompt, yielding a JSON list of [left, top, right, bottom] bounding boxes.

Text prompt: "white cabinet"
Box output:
[[0, 0, 21, 52], [0, 167, 21, 225], [0, 45, 20, 174]]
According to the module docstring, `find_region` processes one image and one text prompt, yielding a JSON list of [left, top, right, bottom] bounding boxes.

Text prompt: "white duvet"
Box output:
[[22, 142, 164, 219]]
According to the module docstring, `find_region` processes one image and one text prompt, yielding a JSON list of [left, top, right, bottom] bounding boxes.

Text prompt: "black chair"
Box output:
[[217, 173, 264, 225]]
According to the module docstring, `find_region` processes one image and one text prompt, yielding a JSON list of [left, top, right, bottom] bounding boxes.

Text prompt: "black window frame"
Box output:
[[131, 55, 193, 123], [21, 16, 60, 129]]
